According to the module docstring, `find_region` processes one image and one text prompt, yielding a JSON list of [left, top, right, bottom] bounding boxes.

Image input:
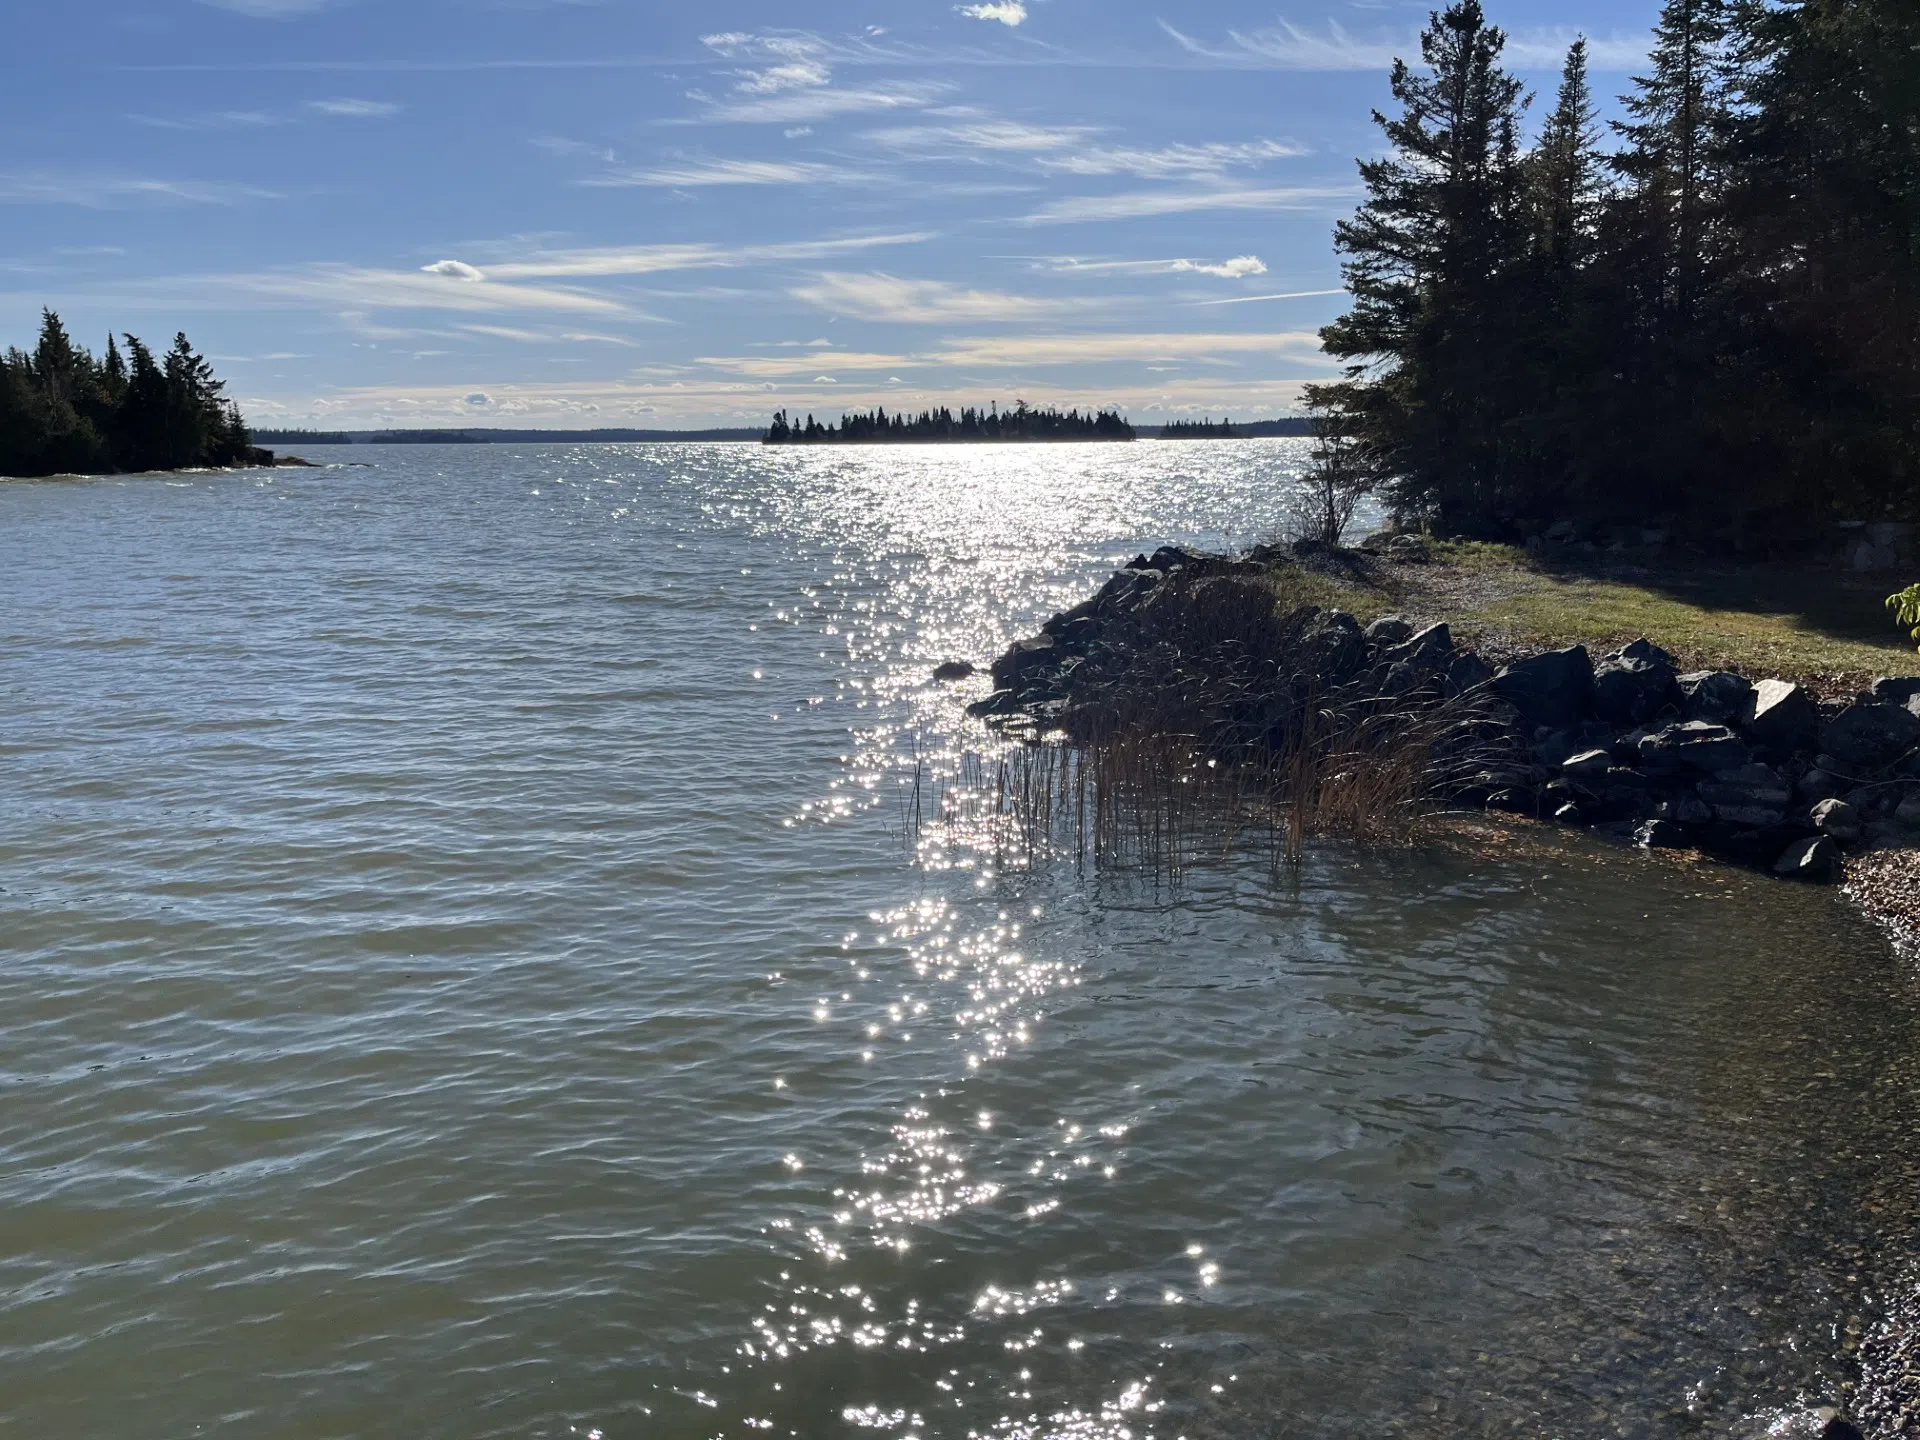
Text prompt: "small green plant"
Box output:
[[1890, 584, 1920, 651]]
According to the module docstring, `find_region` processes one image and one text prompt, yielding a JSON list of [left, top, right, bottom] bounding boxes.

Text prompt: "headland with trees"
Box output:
[[0, 311, 254, 479], [1305, 0, 1917, 552]]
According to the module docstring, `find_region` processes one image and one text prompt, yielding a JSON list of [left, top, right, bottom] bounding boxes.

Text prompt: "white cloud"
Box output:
[[422, 259, 486, 281], [735, 61, 831, 95], [957, 1, 1026, 24], [1174, 255, 1267, 278], [1039, 139, 1306, 180], [484, 232, 932, 280], [132, 110, 284, 131], [180, 264, 627, 315], [791, 272, 1092, 324], [1160, 18, 1645, 72], [310, 98, 402, 118], [864, 120, 1100, 156], [698, 350, 915, 377], [1022, 185, 1350, 224], [465, 392, 491, 407], [687, 81, 948, 125], [585, 158, 856, 188]]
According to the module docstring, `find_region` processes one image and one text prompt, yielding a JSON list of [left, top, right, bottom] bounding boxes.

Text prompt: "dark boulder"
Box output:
[[1593, 638, 1679, 725], [1636, 721, 1751, 774], [1741, 678, 1819, 755], [1147, 544, 1201, 572], [932, 660, 976, 682], [1494, 645, 1594, 729], [1297, 609, 1368, 684], [990, 633, 1060, 692], [1636, 818, 1687, 848], [1445, 649, 1495, 695], [1364, 614, 1414, 647], [967, 688, 1019, 717], [1382, 621, 1454, 671], [1869, 676, 1920, 705], [1820, 700, 1920, 771], [1678, 669, 1753, 725], [1774, 835, 1843, 882], [1561, 748, 1612, 782], [1809, 797, 1862, 842], [1697, 763, 1792, 826]]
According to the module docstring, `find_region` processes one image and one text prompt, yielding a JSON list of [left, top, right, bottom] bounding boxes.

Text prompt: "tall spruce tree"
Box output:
[[1532, 39, 1603, 272], [1310, 0, 1533, 534]]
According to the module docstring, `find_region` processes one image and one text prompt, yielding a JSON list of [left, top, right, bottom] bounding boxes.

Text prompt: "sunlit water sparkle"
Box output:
[[2, 442, 1916, 1440]]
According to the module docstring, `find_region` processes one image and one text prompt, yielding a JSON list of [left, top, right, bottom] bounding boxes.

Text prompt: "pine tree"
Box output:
[[1532, 39, 1603, 272], [1311, 0, 1533, 533]]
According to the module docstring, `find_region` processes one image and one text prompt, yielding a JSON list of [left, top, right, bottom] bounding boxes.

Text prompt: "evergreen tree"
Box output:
[[1310, 0, 1533, 533], [1531, 38, 1603, 272]]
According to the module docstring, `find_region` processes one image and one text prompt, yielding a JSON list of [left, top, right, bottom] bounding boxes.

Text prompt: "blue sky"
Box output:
[[3, 0, 1660, 429]]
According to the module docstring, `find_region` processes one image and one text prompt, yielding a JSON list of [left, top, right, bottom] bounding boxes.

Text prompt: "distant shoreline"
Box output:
[[256, 419, 1314, 446]]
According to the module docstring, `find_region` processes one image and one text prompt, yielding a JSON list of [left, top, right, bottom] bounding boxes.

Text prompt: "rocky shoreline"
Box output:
[[961, 544, 1920, 896]]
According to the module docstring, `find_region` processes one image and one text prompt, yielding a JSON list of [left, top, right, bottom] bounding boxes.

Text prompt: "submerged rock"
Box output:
[[1636, 817, 1686, 848], [932, 660, 976, 682]]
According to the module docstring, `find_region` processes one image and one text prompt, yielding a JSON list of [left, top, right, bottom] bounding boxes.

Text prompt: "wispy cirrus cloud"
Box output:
[[197, 0, 333, 16], [686, 30, 947, 124], [686, 81, 948, 125], [584, 157, 863, 188], [1022, 184, 1350, 225], [791, 271, 1094, 324], [132, 110, 284, 131], [1039, 139, 1307, 180], [696, 349, 917, 378], [1192, 287, 1346, 306], [929, 331, 1322, 367], [863, 120, 1101, 156], [480, 231, 933, 280], [1037, 255, 1269, 279], [310, 97, 402, 118], [957, 1, 1026, 24], [1160, 18, 1646, 72], [0, 172, 283, 207]]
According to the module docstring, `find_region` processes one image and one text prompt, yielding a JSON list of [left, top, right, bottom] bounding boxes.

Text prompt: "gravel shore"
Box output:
[[1847, 847, 1920, 954]]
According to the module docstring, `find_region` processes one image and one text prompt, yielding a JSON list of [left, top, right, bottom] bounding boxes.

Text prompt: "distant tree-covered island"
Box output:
[[1157, 417, 1248, 439], [1, 311, 254, 478], [764, 402, 1134, 444]]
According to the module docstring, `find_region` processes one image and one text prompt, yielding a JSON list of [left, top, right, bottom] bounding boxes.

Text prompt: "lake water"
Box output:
[[2, 442, 1916, 1439]]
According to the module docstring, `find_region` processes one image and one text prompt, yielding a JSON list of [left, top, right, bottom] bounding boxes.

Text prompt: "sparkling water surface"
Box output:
[[1, 442, 1913, 1440]]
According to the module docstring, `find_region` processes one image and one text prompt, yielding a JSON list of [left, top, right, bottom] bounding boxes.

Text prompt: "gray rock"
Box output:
[[1494, 645, 1594, 729], [1636, 818, 1686, 848], [1562, 748, 1612, 782], [1742, 678, 1820, 754], [1678, 669, 1754, 724], [1636, 721, 1751, 774], [1820, 700, 1920, 771], [1386, 534, 1430, 564], [1593, 638, 1679, 725], [1870, 675, 1920, 705], [1774, 835, 1843, 881], [1810, 797, 1862, 841], [1364, 614, 1414, 647], [932, 660, 976, 682]]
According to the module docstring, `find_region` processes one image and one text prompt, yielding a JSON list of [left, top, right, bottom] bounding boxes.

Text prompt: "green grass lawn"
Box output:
[[1272, 543, 1920, 692]]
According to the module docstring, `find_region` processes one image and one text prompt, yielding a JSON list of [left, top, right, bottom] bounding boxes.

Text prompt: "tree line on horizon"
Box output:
[[0, 311, 253, 478], [1159, 418, 1247, 439], [1311, 0, 1919, 545], [764, 402, 1135, 444]]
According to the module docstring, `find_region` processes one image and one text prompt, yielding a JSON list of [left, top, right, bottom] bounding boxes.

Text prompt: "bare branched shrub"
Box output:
[[1282, 414, 1377, 549]]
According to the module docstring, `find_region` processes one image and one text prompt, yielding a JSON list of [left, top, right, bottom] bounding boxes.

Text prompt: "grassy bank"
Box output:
[[1270, 543, 1920, 694]]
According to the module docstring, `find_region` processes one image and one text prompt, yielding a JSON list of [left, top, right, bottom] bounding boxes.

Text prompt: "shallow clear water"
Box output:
[[1, 442, 1913, 1440]]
